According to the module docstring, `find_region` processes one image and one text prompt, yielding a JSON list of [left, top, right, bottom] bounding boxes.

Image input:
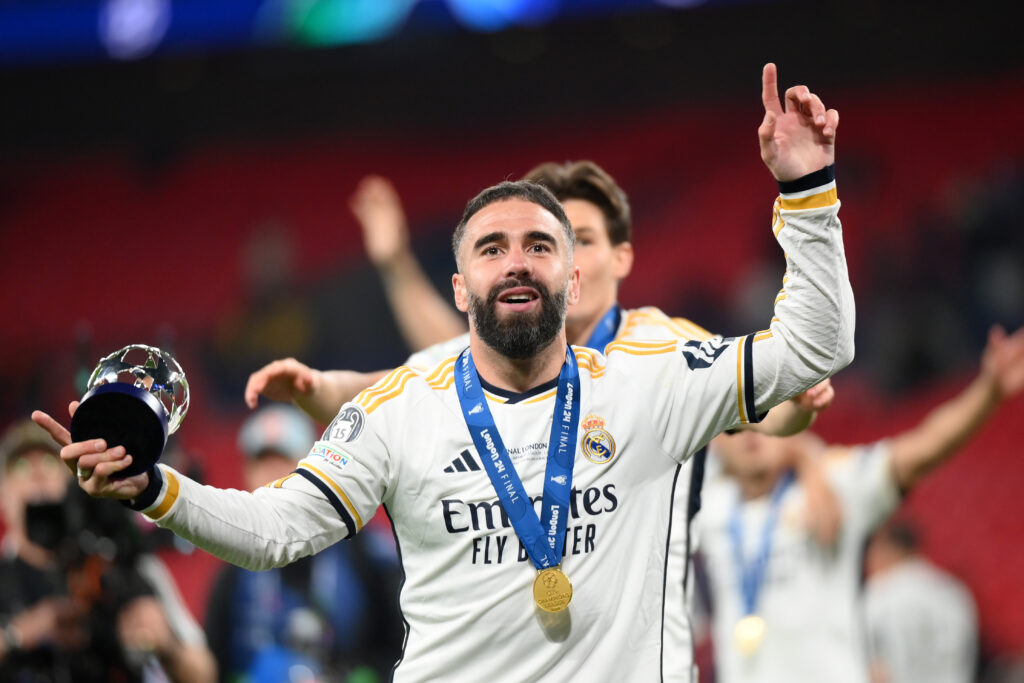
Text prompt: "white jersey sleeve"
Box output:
[[131, 370, 414, 570], [133, 464, 353, 570], [135, 365, 442, 572], [749, 169, 855, 416], [604, 171, 853, 459]]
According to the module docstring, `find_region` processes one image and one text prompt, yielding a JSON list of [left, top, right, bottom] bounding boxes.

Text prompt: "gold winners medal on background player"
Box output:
[[729, 472, 794, 656], [734, 614, 766, 656], [533, 567, 573, 612]]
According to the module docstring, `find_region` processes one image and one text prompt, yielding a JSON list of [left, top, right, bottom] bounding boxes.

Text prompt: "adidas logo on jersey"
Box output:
[[444, 449, 482, 474]]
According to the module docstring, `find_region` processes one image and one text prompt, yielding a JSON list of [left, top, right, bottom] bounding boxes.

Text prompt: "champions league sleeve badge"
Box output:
[[324, 405, 366, 443]]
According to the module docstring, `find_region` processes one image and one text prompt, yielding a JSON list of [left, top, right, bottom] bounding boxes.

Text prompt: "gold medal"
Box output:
[[734, 614, 766, 656], [533, 567, 573, 612]]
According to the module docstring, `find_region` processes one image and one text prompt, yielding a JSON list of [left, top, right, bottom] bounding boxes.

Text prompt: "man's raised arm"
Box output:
[[244, 357, 389, 424], [351, 175, 468, 350], [886, 325, 1024, 490], [748, 63, 854, 416]]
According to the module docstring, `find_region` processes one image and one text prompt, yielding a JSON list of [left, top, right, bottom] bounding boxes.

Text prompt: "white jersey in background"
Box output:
[[864, 556, 978, 683], [696, 441, 900, 683], [132, 178, 851, 681]]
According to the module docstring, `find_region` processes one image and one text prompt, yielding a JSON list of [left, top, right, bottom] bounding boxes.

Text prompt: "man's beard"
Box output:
[[469, 277, 567, 360]]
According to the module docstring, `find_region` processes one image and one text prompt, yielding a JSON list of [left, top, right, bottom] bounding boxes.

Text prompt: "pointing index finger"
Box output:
[[762, 63, 783, 115], [31, 410, 71, 448]]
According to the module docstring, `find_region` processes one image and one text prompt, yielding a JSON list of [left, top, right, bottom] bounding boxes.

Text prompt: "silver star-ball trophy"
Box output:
[[69, 344, 189, 479]]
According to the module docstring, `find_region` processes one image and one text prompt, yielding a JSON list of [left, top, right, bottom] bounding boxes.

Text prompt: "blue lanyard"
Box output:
[[454, 347, 581, 569], [728, 471, 794, 615], [584, 304, 621, 353]]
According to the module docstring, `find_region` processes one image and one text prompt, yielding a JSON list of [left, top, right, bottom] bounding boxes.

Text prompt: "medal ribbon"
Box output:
[[728, 471, 795, 615], [455, 347, 581, 569], [583, 304, 621, 353]]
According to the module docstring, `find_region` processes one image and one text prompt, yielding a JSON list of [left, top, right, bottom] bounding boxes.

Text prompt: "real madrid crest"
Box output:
[[581, 414, 616, 464]]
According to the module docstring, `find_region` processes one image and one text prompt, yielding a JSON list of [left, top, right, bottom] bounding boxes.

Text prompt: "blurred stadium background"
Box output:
[[2, 0, 1022, 676]]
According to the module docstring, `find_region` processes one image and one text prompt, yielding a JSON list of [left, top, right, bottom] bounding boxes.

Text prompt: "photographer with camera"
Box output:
[[0, 420, 216, 683]]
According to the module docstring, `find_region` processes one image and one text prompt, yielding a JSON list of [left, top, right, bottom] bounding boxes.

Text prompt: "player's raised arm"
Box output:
[[886, 325, 1024, 490], [622, 65, 852, 461], [747, 63, 854, 416], [244, 357, 389, 425], [351, 175, 468, 351]]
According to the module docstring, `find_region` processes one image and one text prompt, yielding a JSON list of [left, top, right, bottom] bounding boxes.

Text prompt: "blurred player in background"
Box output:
[[0, 420, 215, 683], [205, 405, 401, 683], [696, 324, 1024, 683], [863, 520, 978, 683]]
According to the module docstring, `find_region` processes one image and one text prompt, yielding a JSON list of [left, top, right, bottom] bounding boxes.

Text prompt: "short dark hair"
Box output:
[[523, 160, 632, 245], [452, 180, 574, 269]]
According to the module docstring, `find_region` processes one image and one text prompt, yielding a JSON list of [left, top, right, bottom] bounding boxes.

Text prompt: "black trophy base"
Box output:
[[70, 383, 168, 479]]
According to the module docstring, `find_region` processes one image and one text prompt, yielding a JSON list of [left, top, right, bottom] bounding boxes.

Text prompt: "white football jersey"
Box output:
[[137, 178, 851, 681], [406, 308, 722, 683], [696, 442, 900, 683], [864, 557, 978, 683]]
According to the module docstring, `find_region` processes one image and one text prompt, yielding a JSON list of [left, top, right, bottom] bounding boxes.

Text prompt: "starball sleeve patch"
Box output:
[[322, 404, 367, 443]]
